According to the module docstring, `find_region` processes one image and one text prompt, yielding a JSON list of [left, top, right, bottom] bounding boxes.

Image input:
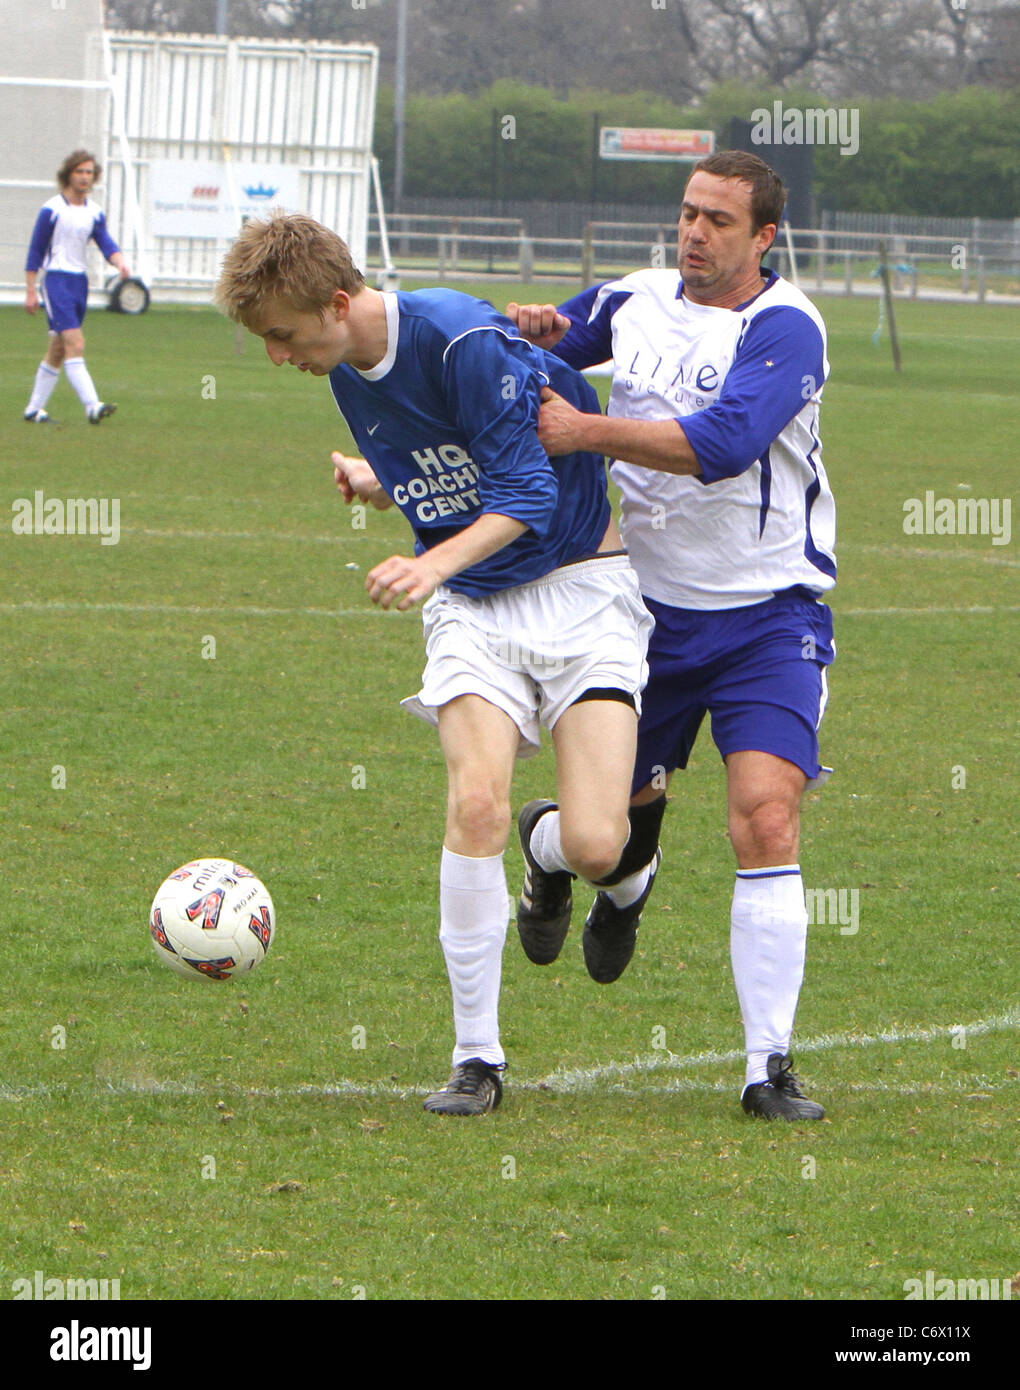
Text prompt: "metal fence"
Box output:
[[821, 210, 1020, 265], [368, 206, 1020, 299], [371, 212, 673, 281], [6, 187, 1015, 304]]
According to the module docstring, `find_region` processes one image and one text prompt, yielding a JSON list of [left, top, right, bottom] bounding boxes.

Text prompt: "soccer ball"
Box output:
[[149, 858, 275, 981]]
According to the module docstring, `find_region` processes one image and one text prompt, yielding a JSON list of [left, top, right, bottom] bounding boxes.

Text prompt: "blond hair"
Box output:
[[215, 213, 366, 324]]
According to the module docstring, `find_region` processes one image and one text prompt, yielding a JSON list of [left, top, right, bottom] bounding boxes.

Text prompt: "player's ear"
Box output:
[[329, 289, 352, 321], [757, 223, 778, 257]]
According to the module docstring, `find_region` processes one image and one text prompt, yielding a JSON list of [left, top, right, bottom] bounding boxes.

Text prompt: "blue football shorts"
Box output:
[[41, 271, 89, 334], [632, 589, 835, 794]]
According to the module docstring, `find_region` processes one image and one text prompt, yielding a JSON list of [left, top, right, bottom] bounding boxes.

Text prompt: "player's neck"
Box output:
[[64, 189, 89, 206], [685, 266, 767, 312], [344, 288, 389, 372]]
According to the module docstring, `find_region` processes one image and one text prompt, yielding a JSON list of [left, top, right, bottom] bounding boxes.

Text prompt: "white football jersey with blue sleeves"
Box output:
[[555, 268, 836, 610], [25, 195, 119, 275]]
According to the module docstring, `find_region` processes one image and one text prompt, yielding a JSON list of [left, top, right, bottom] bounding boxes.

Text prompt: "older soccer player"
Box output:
[[508, 150, 835, 1121]]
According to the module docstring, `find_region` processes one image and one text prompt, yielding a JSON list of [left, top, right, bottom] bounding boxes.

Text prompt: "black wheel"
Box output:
[[108, 277, 150, 315]]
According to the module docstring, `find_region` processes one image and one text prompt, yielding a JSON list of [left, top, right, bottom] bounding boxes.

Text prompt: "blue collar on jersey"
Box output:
[[735, 267, 780, 310]]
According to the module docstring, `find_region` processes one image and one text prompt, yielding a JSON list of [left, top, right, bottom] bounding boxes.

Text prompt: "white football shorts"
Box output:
[[401, 553, 654, 757]]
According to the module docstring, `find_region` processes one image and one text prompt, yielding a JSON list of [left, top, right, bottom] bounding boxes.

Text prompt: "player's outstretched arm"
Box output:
[[505, 301, 571, 350], [538, 388, 700, 475], [366, 513, 528, 612], [332, 452, 393, 510]]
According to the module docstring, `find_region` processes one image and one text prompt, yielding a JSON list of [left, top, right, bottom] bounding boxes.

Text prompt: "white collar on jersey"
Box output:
[[353, 291, 400, 381]]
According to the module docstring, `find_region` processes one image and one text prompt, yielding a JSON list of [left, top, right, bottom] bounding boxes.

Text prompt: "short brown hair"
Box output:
[[215, 213, 366, 325], [58, 150, 100, 188], [687, 150, 786, 234]]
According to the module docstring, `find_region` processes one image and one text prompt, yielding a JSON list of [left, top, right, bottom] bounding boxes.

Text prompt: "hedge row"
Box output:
[[373, 82, 1018, 218]]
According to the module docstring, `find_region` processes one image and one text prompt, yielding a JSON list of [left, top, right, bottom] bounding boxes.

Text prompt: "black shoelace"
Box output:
[[773, 1058, 806, 1095]]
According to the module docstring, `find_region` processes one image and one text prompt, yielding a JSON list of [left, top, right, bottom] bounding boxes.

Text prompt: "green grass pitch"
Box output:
[[0, 286, 1016, 1306]]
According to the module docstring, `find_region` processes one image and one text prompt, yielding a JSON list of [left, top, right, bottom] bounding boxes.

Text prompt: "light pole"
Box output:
[[393, 0, 408, 210]]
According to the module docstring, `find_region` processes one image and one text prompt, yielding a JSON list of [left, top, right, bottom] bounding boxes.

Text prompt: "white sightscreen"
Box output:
[[104, 33, 378, 298], [0, 0, 109, 295]]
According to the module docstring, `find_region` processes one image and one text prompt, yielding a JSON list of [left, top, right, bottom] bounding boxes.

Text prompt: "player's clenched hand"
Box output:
[[366, 554, 444, 612], [332, 452, 391, 509], [537, 387, 588, 457], [24, 290, 39, 315], [332, 451, 377, 501], [505, 301, 571, 349]]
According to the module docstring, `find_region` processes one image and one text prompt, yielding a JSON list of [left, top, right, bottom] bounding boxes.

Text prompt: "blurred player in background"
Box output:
[[23, 149, 130, 424], [216, 213, 653, 1117], [507, 150, 835, 1122]]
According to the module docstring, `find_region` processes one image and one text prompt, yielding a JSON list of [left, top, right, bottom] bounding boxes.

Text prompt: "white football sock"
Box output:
[[604, 859, 651, 909], [529, 807, 572, 874], [730, 866, 808, 1091], [439, 847, 509, 1068], [26, 361, 60, 415], [63, 357, 100, 413]]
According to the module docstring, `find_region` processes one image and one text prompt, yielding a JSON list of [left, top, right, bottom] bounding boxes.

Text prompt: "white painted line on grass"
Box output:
[[121, 528, 358, 545], [536, 1007, 1020, 1095], [4, 599, 1017, 623], [845, 544, 1019, 570], [839, 605, 1020, 616], [0, 600, 382, 619], [6, 530, 1015, 568], [2, 1009, 1015, 1104]]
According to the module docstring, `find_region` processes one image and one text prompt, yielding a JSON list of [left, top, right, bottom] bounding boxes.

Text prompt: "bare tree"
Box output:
[[103, 0, 1018, 97], [694, 0, 1016, 98], [103, 1, 277, 35]]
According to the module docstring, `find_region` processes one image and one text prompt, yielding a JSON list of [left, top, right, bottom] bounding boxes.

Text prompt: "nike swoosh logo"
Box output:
[[367, 422, 380, 435]]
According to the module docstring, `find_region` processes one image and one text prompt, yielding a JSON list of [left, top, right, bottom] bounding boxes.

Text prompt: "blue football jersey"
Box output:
[[328, 290, 610, 596]]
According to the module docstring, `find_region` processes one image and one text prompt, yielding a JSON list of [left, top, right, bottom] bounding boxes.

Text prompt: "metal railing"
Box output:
[[366, 214, 1020, 299], [3, 218, 1014, 303]]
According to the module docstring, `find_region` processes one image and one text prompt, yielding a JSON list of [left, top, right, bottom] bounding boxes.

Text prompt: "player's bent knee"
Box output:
[[560, 821, 629, 885], [593, 793, 667, 885]]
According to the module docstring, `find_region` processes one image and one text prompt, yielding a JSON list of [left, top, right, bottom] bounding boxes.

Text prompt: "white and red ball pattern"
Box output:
[[149, 858, 275, 981]]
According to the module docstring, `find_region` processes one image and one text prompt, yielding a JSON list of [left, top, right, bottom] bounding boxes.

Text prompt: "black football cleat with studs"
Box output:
[[741, 1052, 826, 1121], [582, 848, 661, 984], [422, 1058, 504, 1116], [516, 799, 574, 965]]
